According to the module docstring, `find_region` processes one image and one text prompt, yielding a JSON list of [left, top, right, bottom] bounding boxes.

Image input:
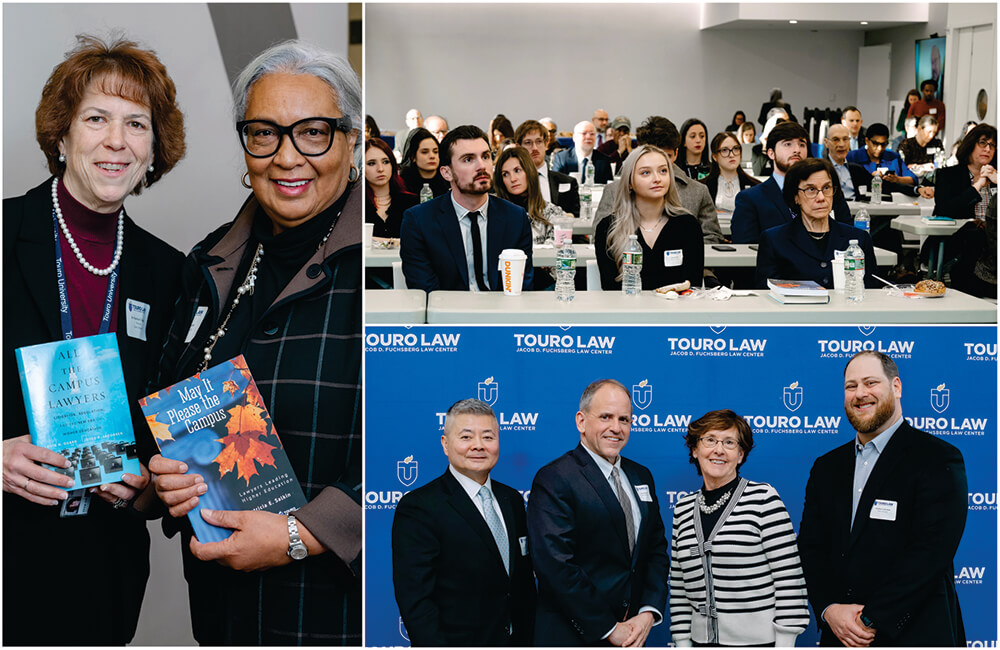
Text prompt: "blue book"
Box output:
[[15, 333, 141, 489], [139, 356, 307, 543]]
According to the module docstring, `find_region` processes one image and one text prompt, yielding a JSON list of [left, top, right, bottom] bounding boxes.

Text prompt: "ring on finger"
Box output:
[[23, 478, 31, 491], [113, 497, 128, 510]]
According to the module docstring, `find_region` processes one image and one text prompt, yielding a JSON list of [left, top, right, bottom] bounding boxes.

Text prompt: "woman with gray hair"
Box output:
[[594, 145, 704, 290], [149, 39, 361, 644]]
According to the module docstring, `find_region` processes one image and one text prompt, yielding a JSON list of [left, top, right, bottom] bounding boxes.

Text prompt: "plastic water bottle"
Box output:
[[870, 172, 882, 204], [555, 243, 576, 302], [854, 207, 870, 234], [844, 239, 865, 303], [419, 183, 433, 203], [621, 234, 643, 296], [585, 159, 597, 187]]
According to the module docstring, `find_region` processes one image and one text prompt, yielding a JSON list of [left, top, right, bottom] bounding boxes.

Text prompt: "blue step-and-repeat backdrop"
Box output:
[[364, 325, 997, 647]]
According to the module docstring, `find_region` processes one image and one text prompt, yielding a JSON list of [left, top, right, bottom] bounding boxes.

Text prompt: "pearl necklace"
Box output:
[[698, 487, 733, 514], [51, 177, 124, 276], [198, 218, 338, 371]]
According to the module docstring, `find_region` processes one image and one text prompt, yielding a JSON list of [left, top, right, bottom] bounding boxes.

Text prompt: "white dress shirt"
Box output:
[[450, 192, 490, 291]]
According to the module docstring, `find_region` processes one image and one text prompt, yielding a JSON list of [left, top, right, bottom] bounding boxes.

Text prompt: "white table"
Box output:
[[367, 244, 897, 269], [891, 216, 971, 279], [848, 199, 927, 217], [424, 289, 995, 324], [365, 289, 427, 324]]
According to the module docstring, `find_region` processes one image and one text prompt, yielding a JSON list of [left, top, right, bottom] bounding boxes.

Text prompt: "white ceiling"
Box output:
[[701, 3, 932, 31]]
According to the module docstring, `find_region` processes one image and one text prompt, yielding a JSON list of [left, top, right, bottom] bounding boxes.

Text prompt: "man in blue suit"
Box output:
[[527, 379, 669, 647], [732, 121, 852, 243], [551, 121, 614, 185], [400, 125, 533, 292]]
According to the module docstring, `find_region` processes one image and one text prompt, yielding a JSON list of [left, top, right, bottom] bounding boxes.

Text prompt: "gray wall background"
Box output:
[[2, 4, 349, 645], [367, 3, 993, 142]]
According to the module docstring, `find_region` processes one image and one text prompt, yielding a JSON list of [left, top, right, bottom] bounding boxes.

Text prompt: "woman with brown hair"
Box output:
[[3, 34, 186, 644]]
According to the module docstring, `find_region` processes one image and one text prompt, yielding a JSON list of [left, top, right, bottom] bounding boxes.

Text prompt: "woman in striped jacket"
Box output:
[[669, 410, 809, 646]]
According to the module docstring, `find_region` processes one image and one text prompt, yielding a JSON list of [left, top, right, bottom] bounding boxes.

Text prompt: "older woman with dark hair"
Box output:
[[933, 123, 997, 295], [595, 145, 704, 290], [149, 39, 361, 644], [400, 126, 449, 197], [678, 118, 711, 180], [669, 410, 809, 647], [755, 158, 877, 289], [2, 34, 186, 645]]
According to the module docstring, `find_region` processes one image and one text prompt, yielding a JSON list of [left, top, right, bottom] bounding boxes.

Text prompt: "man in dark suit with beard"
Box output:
[[527, 379, 668, 647], [515, 119, 581, 217], [798, 351, 967, 647], [392, 399, 536, 646]]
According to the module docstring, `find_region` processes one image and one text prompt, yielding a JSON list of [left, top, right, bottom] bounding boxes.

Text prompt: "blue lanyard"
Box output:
[[52, 210, 119, 340]]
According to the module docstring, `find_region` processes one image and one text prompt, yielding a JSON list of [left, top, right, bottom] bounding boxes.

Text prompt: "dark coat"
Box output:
[[392, 469, 537, 646], [756, 216, 877, 289], [2, 177, 183, 645], [732, 176, 852, 243], [400, 194, 534, 292], [547, 168, 582, 217], [527, 444, 669, 646], [934, 164, 995, 220], [798, 422, 967, 646], [155, 184, 362, 645], [551, 147, 614, 184]]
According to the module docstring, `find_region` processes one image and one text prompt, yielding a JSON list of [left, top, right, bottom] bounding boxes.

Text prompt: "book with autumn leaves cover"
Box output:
[[139, 356, 306, 543]]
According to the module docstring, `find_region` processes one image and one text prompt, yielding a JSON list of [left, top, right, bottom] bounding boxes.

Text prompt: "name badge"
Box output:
[[125, 299, 150, 341], [635, 484, 652, 502], [663, 249, 683, 267], [185, 306, 209, 343], [929, 108, 938, 114], [870, 499, 897, 521], [558, 183, 571, 193], [519, 536, 528, 556]]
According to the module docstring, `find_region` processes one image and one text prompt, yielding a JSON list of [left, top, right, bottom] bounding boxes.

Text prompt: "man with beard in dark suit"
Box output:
[[392, 399, 536, 646], [798, 351, 967, 647], [527, 379, 668, 647]]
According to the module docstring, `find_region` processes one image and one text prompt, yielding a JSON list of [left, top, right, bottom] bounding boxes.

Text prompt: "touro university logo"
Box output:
[[930, 383, 949, 414], [632, 380, 653, 411], [857, 325, 876, 336], [399, 617, 409, 641], [783, 381, 803, 412], [478, 376, 499, 406], [397, 455, 418, 487]]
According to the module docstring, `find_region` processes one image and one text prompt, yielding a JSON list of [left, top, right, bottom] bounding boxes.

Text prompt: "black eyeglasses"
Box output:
[[236, 116, 353, 158], [798, 185, 835, 199], [977, 138, 997, 150], [717, 146, 742, 157], [869, 140, 889, 150]]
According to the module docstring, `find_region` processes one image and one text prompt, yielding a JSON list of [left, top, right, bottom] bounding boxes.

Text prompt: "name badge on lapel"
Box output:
[[557, 183, 571, 193], [634, 484, 653, 502], [125, 299, 150, 341], [663, 250, 683, 267], [519, 536, 528, 556], [870, 499, 897, 521], [185, 306, 209, 343]]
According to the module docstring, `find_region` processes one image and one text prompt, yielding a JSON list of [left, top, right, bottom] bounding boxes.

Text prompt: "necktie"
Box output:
[[611, 467, 635, 554], [478, 486, 509, 574], [581, 157, 589, 184], [467, 211, 489, 291]]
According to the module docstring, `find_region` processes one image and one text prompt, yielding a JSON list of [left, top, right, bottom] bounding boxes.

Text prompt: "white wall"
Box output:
[[366, 3, 866, 136], [2, 4, 349, 645]]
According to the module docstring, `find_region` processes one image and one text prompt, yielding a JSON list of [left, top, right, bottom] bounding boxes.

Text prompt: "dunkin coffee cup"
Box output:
[[498, 249, 527, 295]]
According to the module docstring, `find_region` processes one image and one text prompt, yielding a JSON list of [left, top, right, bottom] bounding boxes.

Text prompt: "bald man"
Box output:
[[550, 121, 613, 184]]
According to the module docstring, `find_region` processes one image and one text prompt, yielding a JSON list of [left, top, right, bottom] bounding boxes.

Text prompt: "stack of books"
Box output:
[[767, 279, 830, 304]]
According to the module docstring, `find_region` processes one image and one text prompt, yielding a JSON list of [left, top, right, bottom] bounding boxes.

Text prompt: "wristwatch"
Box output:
[[287, 514, 309, 560]]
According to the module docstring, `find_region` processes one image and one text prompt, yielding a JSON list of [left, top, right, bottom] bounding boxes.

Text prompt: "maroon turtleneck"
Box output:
[[55, 179, 121, 337]]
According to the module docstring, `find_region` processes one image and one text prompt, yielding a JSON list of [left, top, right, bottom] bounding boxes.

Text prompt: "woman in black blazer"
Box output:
[[399, 127, 450, 197], [932, 123, 996, 293], [755, 158, 876, 289], [701, 132, 761, 216], [3, 34, 184, 645], [365, 137, 418, 288]]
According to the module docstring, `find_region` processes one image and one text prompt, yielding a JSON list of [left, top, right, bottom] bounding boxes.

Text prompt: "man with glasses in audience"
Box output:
[[551, 121, 614, 185], [593, 109, 610, 147], [425, 115, 449, 144], [597, 116, 634, 168], [899, 115, 945, 180], [732, 121, 851, 243], [847, 123, 928, 197], [400, 125, 533, 292], [540, 117, 564, 160], [514, 119, 580, 217]]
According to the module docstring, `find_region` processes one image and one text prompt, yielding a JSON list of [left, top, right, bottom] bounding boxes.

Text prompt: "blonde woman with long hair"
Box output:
[[595, 145, 704, 290]]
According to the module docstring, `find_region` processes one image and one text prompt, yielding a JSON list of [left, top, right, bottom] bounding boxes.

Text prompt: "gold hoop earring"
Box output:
[[241, 172, 252, 189], [348, 164, 360, 183]]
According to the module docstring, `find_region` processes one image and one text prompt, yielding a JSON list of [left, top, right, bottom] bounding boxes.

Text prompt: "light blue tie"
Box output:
[[478, 486, 510, 574]]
